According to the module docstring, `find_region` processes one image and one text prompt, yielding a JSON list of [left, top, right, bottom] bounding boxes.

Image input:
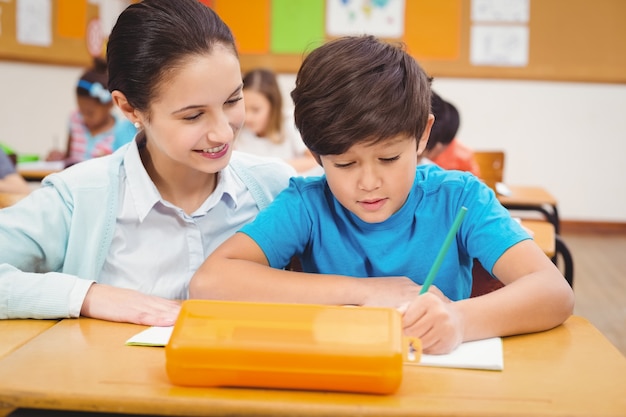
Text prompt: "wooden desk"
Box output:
[[16, 161, 64, 182], [0, 320, 59, 417], [0, 320, 58, 360], [498, 185, 561, 233], [0, 316, 624, 417], [520, 219, 555, 258], [0, 192, 28, 208]]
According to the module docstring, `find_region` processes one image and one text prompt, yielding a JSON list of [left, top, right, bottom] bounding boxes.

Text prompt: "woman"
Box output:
[[0, 0, 294, 325]]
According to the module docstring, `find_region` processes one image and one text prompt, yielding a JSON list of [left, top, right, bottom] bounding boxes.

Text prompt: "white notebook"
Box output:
[[126, 326, 503, 371], [410, 337, 503, 371]]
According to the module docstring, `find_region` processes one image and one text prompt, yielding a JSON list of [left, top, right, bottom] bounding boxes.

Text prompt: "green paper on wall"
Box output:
[[271, 0, 325, 54]]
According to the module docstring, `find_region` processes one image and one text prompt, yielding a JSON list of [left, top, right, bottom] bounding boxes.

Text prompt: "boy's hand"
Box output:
[[80, 283, 181, 326], [401, 292, 464, 354]]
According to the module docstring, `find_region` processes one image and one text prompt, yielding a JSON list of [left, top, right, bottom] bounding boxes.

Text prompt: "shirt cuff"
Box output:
[[69, 279, 96, 318]]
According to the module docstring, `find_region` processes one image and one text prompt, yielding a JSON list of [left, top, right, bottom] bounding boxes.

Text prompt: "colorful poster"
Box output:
[[326, 0, 405, 38]]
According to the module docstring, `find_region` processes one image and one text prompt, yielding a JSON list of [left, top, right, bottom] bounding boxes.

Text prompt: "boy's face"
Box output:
[[320, 133, 426, 223]]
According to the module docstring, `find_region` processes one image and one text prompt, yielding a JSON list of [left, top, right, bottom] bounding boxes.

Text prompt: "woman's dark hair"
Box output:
[[291, 35, 432, 155], [107, 0, 236, 118]]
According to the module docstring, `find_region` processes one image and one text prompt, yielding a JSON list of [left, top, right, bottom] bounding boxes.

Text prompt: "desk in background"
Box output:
[[17, 161, 64, 182], [520, 219, 555, 258], [0, 316, 623, 417], [0, 192, 28, 209], [498, 185, 573, 285], [498, 185, 560, 233]]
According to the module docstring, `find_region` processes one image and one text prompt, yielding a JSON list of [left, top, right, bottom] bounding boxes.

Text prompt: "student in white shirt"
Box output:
[[236, 68, 319, 174], [0, 0, 294, 325]]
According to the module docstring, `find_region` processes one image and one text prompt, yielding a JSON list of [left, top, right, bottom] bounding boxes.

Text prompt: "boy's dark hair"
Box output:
[[426, 92, 461, 151], [106, 0, 236, 119], [291, 35, 432, 156]]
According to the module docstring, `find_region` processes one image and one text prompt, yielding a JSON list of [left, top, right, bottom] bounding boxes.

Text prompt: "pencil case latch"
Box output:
[[403, 336, 421, 363]]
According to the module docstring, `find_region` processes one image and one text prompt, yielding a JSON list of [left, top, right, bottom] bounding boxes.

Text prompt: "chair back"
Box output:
[[474, 151, 505, 191]]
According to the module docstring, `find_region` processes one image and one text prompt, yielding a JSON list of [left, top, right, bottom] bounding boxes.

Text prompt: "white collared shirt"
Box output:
[[99, 142, 258, 299]]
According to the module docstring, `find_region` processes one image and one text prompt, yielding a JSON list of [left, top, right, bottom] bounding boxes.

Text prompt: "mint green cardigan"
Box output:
[[0, 143, 294, 319]]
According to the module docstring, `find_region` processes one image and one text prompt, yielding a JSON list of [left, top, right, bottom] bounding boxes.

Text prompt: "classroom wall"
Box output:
[[1, 60, 625, 223]]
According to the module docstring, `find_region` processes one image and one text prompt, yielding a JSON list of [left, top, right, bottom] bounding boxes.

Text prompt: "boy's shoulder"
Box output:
[[416, 164, 481, 194]]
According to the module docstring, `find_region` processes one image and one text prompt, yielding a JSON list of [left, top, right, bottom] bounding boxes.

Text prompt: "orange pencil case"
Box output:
[[165, 300, 420, 394]]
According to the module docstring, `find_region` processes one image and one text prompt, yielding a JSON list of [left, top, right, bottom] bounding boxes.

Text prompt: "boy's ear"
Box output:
[[417, 114, 435, 156], [111, 90, 141, 125]]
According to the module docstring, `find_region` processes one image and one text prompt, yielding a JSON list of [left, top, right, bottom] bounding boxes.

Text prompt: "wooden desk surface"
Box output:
[[0, 192, 28, 209], [0, 320, 59, 417], [498, 185, 558, 207], [17, 161, 64, 182], [520, 219, 555, 257], [0, 316, 624, 417], [0, 320, 58, 360]]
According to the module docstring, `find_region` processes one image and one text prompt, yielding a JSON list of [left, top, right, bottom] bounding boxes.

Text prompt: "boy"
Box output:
[[190, 36, 574, 354]]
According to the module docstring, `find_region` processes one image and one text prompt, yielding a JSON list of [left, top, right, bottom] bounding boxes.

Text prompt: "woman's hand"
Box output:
[[401, 292, 464, 354], [80, 283, 181, 326]]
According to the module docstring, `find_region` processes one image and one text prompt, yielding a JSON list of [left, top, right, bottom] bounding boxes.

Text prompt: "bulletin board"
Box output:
[[230, 0, 626, 84], [2, 0, 625, 84], [0, 0, 100, 67]]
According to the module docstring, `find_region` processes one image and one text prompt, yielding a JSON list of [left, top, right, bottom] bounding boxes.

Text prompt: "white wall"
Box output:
[[2, 61, 625, 222]]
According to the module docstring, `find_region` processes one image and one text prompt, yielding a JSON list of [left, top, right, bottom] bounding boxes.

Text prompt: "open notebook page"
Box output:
[[125, 326, 503, 371]]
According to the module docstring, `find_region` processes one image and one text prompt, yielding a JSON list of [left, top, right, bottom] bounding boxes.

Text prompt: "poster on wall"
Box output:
[[469, 0, 529, 67], [326, 0, 405, 38], [16, 0, 52, 46]]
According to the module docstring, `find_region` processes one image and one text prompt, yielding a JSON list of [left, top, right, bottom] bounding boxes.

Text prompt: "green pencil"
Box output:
[[419, 206, 468, 295]]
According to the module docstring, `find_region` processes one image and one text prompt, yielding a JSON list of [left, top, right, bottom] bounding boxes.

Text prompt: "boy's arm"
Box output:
[[402, 240, 574, 354], [189, 232, 425, 306], [457, 239, 574, 340]]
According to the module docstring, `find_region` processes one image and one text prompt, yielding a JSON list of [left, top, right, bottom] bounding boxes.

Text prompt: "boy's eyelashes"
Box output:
[[332, 155, 401, 168], [333, 161, 355, 168], [381, 155, 401, 162]]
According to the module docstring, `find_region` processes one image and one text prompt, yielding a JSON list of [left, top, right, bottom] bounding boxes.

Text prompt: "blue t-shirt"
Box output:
[[240, 164, 530, 301]]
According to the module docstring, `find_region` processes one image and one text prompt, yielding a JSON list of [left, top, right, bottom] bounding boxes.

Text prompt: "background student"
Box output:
[[0, 148, 30, 194], [236, 68, 318, 174], [0, 0, 294, 325], [422, 91, 480, 176], [46, 57, 136, 166], [190, 35, 574, 354]]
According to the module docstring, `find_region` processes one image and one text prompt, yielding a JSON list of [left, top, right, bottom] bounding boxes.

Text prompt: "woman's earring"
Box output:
[[134, 122, 141, 129]]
